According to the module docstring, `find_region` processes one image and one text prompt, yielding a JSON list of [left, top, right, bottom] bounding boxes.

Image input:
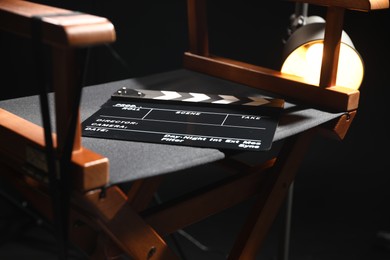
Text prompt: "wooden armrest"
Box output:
[[0, 109, 109, 191], [289, 0, 389, 11], [184, 53, 360, 111], [0, 1, 115, 191], [0, 0, 116, 47]]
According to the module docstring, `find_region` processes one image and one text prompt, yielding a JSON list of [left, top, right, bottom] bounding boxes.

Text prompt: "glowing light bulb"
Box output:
[[281, 40, 364, 89], [304, 42, 323, 85]]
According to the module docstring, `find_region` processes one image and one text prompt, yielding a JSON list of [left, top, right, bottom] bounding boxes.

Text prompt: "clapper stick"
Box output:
[[112, 88, 285, 108]]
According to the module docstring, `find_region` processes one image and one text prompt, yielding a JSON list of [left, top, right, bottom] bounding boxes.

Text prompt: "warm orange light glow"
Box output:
[[281, 40, 364, 89]]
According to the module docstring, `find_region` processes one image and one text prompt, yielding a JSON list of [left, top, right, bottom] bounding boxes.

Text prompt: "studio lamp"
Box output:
[[281, 3, 364, 90]]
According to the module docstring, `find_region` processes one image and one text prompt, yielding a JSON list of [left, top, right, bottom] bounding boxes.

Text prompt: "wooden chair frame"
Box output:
[[0, 0, 388, 259]]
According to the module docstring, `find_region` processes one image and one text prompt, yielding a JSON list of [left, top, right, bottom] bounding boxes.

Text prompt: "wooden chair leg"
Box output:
[[227, 129, 316, 259], [127, 176, 165, 212], [278, 181, 294, 260], [79, 186, 180, 260]]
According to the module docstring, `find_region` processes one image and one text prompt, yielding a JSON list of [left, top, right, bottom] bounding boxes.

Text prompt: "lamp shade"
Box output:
[[281, 17, 364, 90]]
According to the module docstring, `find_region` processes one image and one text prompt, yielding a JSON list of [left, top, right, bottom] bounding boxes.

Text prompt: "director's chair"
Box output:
[[0, 0, 388, 259]]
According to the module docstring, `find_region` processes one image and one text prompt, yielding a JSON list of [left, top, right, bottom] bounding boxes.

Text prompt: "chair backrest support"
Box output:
[[184, 0, 389, 112]]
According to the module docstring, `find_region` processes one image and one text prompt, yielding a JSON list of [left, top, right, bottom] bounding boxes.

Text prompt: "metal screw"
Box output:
[[147, 246, 157, 259]]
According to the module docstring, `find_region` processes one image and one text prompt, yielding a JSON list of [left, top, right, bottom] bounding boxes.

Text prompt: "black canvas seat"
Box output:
[[0, 69, 342, 186]]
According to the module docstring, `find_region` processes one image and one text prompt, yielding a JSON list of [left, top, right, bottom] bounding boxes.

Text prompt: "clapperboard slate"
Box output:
[[82, 88, 284, 151]]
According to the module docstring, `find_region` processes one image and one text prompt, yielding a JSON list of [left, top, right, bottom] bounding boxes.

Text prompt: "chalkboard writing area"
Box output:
[[82, 90, 284, 151]]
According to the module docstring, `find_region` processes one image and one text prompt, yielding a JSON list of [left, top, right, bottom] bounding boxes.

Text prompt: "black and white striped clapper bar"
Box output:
[[111, 87, 284, 109]]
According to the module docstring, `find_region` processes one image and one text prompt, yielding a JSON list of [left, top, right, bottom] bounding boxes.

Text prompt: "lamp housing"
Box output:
[[281, 16, 364, 90]]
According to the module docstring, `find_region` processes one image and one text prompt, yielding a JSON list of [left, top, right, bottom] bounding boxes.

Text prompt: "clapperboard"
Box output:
[[82, 88, 284, 151]]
